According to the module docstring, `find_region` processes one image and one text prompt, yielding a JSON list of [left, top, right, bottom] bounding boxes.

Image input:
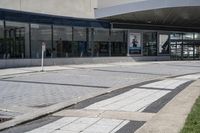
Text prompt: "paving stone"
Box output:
[[0, 61, 200, 117]]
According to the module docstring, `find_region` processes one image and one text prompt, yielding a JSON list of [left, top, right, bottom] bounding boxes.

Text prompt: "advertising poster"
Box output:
[[129, 33, 141, 55]]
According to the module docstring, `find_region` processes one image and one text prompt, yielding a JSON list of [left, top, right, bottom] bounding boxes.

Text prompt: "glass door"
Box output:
[[182, 44, 194, 60], [194, 45, 200, 60], [143, 32, 157, 56]]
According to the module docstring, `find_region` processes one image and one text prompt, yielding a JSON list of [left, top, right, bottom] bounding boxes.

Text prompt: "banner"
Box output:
[[129, 33, 141, 54]]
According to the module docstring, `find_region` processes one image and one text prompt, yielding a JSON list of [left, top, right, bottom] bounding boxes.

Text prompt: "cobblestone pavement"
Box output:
[[0, 61, 200, 118]]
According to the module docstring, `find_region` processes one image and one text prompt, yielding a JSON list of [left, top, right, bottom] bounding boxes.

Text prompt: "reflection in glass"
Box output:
[[94, 28, 109, 57], [194, 33, 200, 40], [53, 26, 72, 58], [194, 45, 200, 59], [183, 33, 193, 40], [143, 32, 157, 56], [31, 24, 52, 58], [73, 27, 90, 57], [111, 30, 127, 56], [4, 21, 29, 59], [159, 34, 169, 54], [183, 45, 194, 59], [170, 33, 183, 40]]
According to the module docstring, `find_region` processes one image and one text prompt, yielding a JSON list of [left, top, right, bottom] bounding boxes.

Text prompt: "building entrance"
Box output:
[[170, 40, 200, 60]]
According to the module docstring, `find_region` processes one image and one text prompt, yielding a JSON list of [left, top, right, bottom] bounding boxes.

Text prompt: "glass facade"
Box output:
[[1, 18, 200, 61]]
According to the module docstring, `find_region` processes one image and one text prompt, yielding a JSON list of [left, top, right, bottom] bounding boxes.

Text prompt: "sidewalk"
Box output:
[[0, 61, 200, 132], [136, 79, 200, 133], [9, 73, 200, 133]]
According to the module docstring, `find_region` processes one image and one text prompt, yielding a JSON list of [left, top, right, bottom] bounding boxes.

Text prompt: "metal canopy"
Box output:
[[95, 0, 200, 29], [101, 6, 200, 28]]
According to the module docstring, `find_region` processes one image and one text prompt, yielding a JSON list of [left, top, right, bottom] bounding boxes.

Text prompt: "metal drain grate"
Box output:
[[0, 116, 12, 123]]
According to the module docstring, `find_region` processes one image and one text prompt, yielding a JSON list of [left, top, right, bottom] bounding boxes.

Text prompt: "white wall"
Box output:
[[97, 0, 148, 8], [0, 0, 97, 18]]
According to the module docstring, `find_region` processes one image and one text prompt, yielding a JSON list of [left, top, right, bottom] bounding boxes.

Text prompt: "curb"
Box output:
[[135, 79, 200, 133]]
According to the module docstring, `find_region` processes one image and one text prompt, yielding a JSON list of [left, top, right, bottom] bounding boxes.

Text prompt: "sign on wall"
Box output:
[[129, 32, 141, 55]]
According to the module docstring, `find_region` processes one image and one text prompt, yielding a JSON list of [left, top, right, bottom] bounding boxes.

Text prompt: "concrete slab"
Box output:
[[53, 109, 155, 122], [136, 80, 200, 133], [85, 88, 170, 112], [141, 79, 190, 89]]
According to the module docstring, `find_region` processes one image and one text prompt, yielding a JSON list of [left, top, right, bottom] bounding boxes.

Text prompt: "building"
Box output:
[[0, 0, 200, 68]]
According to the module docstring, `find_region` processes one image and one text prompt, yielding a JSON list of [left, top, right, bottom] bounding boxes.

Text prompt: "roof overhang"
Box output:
[[95, 0, 200, 29]]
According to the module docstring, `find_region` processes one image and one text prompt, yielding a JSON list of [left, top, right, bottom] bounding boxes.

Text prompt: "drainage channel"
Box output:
[[0, 116, 12, 123]]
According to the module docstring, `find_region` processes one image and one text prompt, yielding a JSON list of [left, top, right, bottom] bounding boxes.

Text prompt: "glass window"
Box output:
[[73, 27, 89, 57], [31, 24, 52, 58], [159, 34, 170, 54], [143, 32, 157, 56], [111, 30, 127, 56], [53, 26, 72, 58], [0, 20, 4, 59], [183, 33, 193, 40], [4, 21, 30, 59], [93, 28, 109, 57], [194, 33, 200, 40], [170, 33, 183, 40]]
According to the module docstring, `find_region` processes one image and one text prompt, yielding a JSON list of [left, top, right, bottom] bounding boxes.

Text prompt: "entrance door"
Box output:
[[194, 45, 200, 59], [182, 45, 194, 60], [143, 32, 157, 56], [170, 39, 182, 60]]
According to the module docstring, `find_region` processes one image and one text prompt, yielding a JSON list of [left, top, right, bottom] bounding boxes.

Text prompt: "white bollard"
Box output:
[[41, 42, 46, 72]]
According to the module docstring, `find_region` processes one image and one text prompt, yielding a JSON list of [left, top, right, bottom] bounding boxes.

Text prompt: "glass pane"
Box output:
[[73, 27, 86, 41], [159, 34, 170, 54], [31, 24, 52, 58], [183, 33, 193, 40], [72, 27, 89, 57], [5, 21, 29, 59], [183, 45, 194, 59], [0, 21, 4, 59], [170, 33, 182, 40], [111, 30, 127, 56], [194, 45, 200, 59], [94, 28, 109, 42], [53, 26, 72, 58], [93, 28, 109, 57], [143, 32, 157, 56], [194, 33, 200, 40]]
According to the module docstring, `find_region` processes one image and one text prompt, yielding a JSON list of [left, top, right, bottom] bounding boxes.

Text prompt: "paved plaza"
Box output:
[[0, 61, 200, 133], [24, 72, 200, 133]]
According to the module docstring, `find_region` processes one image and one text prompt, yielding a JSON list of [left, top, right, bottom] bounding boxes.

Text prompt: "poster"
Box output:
[[129, 33, 141, 54]]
